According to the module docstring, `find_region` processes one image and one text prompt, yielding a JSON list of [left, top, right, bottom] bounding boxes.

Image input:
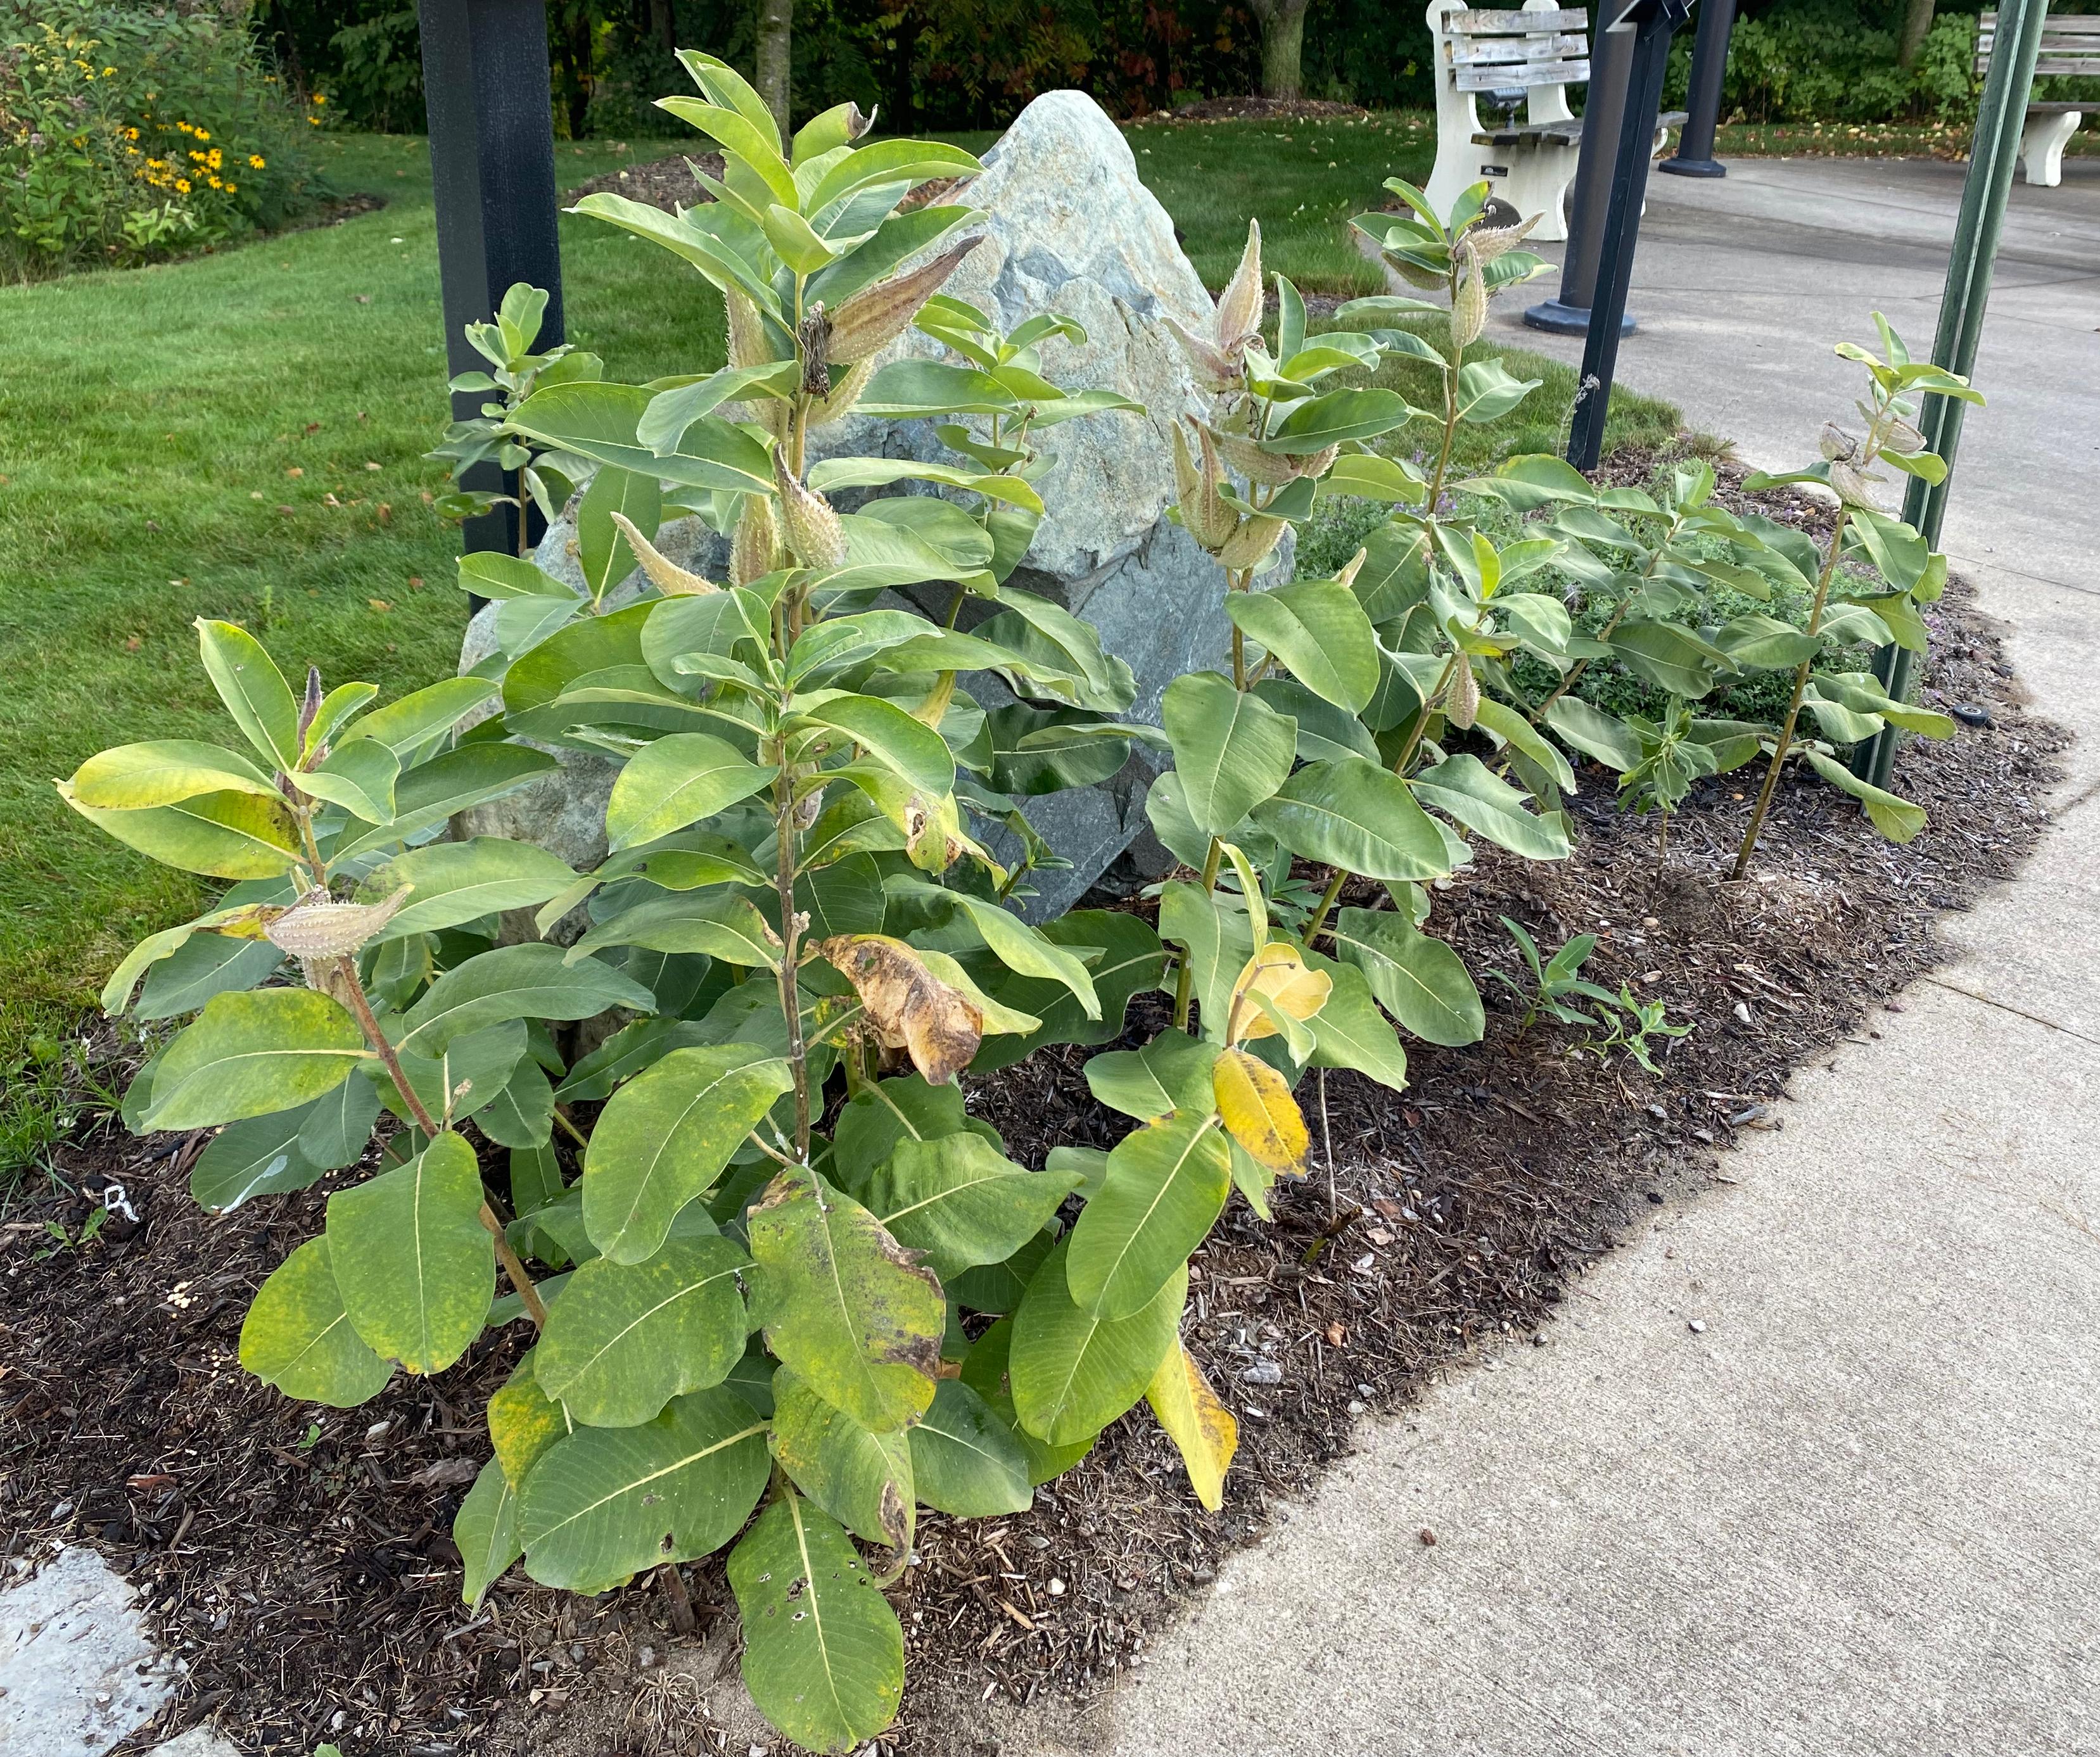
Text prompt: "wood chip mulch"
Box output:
[[0, 467, 2067, 1756]]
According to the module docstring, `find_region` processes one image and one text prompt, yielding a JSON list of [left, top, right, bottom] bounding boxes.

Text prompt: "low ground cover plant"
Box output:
[[1, 0, 323, 277], [60, 61, 1974, 1754]]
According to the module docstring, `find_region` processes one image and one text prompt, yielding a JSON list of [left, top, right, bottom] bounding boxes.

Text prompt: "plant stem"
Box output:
[[1527, 595, 1633, 726], [1732, 507, 1850, 880], [333, 953, 547, 1329], [1302, 864, 1349, 948], [770, 745, 812, 1158], [1389, 650, 1459, 778], [1170, 836, 1225, 1031]]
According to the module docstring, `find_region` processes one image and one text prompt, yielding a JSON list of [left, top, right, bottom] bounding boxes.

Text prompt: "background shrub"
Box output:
[[1, 0, 324, 277]]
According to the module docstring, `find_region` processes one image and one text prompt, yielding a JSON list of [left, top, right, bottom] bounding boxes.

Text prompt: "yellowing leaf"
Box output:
[[1212, 1046, 1309, 1174], [1227, 942, 1331, 1044], [488, 1354, 572, 1488], [816, 934, 983, 1084], [1146, 1341, 1237, 1510]]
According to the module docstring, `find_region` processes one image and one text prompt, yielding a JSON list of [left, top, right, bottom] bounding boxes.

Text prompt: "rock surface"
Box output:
[[0, 1547, 181, 1757], [461, 89, 1249, 915]]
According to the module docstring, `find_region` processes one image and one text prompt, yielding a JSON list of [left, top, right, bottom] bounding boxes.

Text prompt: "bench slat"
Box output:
[[1454, 57, 1591, 89], [1981, 50, 2100, 77], [1447, 7, 1588, 33], [1449, 32, 1589, 63], [1981, 11, 2100, 29]]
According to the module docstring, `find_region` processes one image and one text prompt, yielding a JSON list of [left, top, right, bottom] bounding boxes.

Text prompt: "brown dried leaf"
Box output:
[[815, 934, 983, 1084]]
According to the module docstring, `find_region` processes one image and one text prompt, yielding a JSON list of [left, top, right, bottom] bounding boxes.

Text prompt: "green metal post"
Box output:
[[1855, 0, 2050, 790]]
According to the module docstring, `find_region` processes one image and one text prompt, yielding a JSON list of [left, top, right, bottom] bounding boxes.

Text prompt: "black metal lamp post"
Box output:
[[1563, 0, 1693, 471], [1525, 17, 1640, 338], [1659, 0, 1738, 178], [417, 0, 566, 562]]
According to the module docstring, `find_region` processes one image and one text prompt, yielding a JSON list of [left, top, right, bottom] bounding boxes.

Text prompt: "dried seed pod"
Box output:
[[1202, 422, 1300, 488], [806, 355, 877, 429], [798, 303, 834, 398], [1218, 512, 1286, 571], [611, 512, 718, 595], [827, 238, 983, 364], [773, 451, 847, 570], [1289, 443, 1340, 481], [1214, 219, 1264, 356], [1446, 659, 1480, 730], [265, 887, 412, 960], [1461, 200, 1538, 265], [1829, 459, 1880, 509], [843, 101, 877, 141], [1819, 421, 1857, 462], [1449, 243, 1486, 348], [731, 492, 781, 587], [1173, 424, 1240, 554], [1883, 417, 1926, 454], [1165, 315, 1239, 391]]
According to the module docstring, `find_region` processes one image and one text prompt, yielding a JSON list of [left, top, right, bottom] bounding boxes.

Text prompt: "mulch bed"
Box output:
[[1143, 96, 1369, 124], [0, 464, 2067, 1756], [569, 154, 723, 212]]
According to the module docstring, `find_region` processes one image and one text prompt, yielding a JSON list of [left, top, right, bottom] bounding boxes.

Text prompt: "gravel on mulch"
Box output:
[[0, 467, 2067, 1756]]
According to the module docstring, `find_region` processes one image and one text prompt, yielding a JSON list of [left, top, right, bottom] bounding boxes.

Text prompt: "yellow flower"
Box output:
[[176, 120, 191, 133], [312, 92, 327, 105], [125, 126, 138, 139], [102, 66, 115, 77], [174, 177, 189, 193], [225, 181, 238, 193], [194, 128, 210, 141], [207, 148, 221, 167], [309, 116, 320, 126], [248, 154, 264, 168]]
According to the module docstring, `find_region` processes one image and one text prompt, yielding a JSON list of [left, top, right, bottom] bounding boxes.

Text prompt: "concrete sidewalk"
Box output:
[[1015, 160, 2100, 1755]]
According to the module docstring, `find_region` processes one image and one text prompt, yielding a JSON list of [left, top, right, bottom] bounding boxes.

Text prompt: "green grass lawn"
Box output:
[[0, 117, 1675, 1170]]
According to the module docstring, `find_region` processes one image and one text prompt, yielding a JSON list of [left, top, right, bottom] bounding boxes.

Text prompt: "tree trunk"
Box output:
[[1897, 0, 1935, 70], [756, 0, 793, 139], [1248, 0, 1311, 100], [649, 0, 675, 53]]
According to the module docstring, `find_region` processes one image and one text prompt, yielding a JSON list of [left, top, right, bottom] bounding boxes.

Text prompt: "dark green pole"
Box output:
[[1855, 0, 2049, 790]]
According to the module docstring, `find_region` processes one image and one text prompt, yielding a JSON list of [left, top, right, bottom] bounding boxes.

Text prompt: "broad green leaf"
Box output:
[[866, 1134, 1081, 1281], [886, 878, 1098, 1016], [476, 1058, 556, 1146], [1544, 695, 1643, 772], [1269, 388, 1412, 453], [1472, 697, 1577, 794], [570, 890, 779, 967], [295, 739, 400, 823], [457, 552, 573, 601], [908, 1377, 1031, 1516], [1010, 1238, 1186, 1448], [576, 464, 662, 601], [353, 677, 504, 756], [396, 944, 657, 1060], [381, 1020, 530, 1132], [1085, 1029, 1222, 1121], [238, 1236, 394, 1407], [554, 1016, 711, 1103], [1411, 754, 1572, 860], [583, 1045, 795, 1264], [949, 1225, 1056, 1316], [366, 839, 578, 941], [1162, 671, 1297, 840], [985, 704, 1133, 796], [325, 1131, 493, 1374], [299, 1066, 383, 1167], [144, 989, 368, 1131], [770, 1366, 915, 1550], [1146, 1340, 1237, 1511], [1157, 881, 1254, 1044], [196, 618, 300, 771], [488, 1352, 573, 1487], [730, 1493, 906, 1755], [1226, 583, 1379, 714], [1803, 748, 1928, 842], [970, 910, 1167, 1074], [509, 378, 776, 493], [830, 1074, 1002, 1195], [1301, 952, 1410, 1092], [535, 1236, 751, 1426], [1329, 906, 1484, 1046], [330, 744, 559, 863], [1454, 358, 1542, 423], [788, 694, 955, 797], [1252, 678, 1381, 764], [1066, 1109, 1229, 1320], [746, 1170, 944, 1433], [455, 1457, 523, 1608], [69, 740, 277, 810], [191, 1107, 325, 1213], [960, 1316, 1092, 1481], [136, 931, 283, 1020], [520, 1386, 771, 1593], [1714, 613, 1825, 669], [1252, 758, 1451, 883], [1608, 619, 1731, 698], [61, 785, 302, 880], [606, 733, 777, 851]]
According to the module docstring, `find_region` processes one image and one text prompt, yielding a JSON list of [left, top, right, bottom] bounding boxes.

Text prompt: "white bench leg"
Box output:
[[2021, 111, 2082, 187], [1501, 144, 1581, 243]]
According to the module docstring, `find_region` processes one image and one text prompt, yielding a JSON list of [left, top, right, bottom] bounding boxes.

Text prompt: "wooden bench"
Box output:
[[1425, 0, 1683, 241], [1979, 11, 2098, 187]]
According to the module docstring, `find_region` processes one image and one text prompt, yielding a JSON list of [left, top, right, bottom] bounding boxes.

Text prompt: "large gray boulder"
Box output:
[[462, 90, 1263, 915]]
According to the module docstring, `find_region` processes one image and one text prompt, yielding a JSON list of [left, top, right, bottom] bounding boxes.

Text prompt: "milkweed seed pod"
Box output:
[[1214, 219, 1264, 359], [732, 492, 781, 587], [1883, 417, 1926, 455], [1449, 243, 1487, 349], [806, 355, 877, 430], [296, 665, 324, 748], [773, 451, 848, 570], [1165, 315, 1239, 391], [827, 238, 983, 365], [1335, 545, 1368, 590], [1173, 423, 1240, 554], [725, 286, 787, 442], [843, 102, 877, 141], [611, 511, 718, 595], [1290, 443, 1340, 482], [1819, 421, 1858, 462], [1446, 659, 1480, 731], [266, 887, 412, 960], [1218, 512, 1287, 571], [1464, 208, 1539, 266], [1203, 422, 1299, 489], [798, 303, 834, 398], [1829, 460, 1880, 509]]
